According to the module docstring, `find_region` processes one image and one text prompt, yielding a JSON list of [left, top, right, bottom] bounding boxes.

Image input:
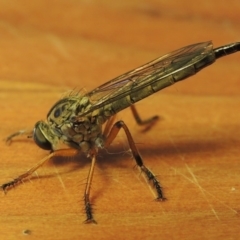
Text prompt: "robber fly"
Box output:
[[2, 41, 240, 223]]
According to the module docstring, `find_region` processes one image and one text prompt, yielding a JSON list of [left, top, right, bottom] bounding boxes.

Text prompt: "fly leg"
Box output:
[[1, 151, 56, 192], [83, 153, 97, 224], [5, 129, 33, 145], [130, 105, 159, 129], [104, 120, 166, 201], [0, 149, 77, 192]]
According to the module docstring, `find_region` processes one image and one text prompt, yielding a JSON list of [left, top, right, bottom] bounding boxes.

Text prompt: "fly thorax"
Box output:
[[69, 116, 104, 150], [47, 97, 80, 126], [45, 95, 106, 153]]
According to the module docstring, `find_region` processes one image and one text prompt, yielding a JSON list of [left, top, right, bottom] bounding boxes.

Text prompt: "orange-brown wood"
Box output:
[[0, 1, 239, 239]]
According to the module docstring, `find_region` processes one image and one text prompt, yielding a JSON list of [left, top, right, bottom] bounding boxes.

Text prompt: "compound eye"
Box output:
[[33, 122, 52, 150]]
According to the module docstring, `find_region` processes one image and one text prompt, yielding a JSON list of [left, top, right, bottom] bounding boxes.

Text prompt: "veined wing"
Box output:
[[81, 41, 213, 116]]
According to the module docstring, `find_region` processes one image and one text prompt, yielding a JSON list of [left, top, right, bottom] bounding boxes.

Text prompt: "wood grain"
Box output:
[[0, 1, 239, 239]]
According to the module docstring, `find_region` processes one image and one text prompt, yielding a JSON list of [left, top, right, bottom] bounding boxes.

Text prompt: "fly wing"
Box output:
[[81, 41, 213, 116]]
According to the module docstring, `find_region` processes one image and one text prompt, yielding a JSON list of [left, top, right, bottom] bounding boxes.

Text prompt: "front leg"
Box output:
[[1, 152, 56, 192], [5, 129, 33, 145], [0, 149, 77, 192]]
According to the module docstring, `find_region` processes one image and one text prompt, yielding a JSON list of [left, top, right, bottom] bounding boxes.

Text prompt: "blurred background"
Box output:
[[0, 0, 239, 94]]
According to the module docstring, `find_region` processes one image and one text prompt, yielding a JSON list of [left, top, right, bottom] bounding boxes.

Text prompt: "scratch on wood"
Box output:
[[53, 164, 67, 192], [46, 34, 72, 60], [166, 132, 237, 215], [185, 163, 220, 221], [170, 166, 237, 215]]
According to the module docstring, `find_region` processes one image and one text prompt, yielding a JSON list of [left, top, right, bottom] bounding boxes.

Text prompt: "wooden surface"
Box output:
[[0, 1, 240, 239]]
